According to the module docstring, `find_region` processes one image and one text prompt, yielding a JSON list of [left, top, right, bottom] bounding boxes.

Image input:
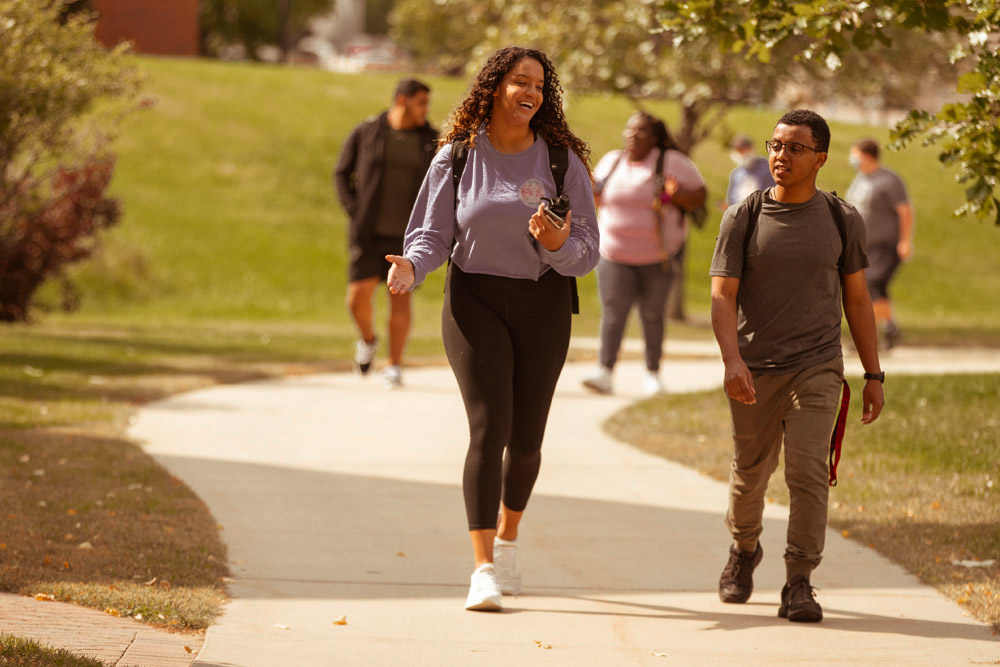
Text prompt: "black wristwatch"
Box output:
[[864, 371, 885, 383]]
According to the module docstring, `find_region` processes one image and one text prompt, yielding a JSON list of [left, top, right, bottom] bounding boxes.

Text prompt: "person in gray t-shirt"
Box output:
[[710, 110, 884, 623], [846, 138, 914, 349]]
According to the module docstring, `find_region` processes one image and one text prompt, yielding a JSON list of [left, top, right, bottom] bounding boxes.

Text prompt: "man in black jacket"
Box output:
[[334, 79, 438, 387]]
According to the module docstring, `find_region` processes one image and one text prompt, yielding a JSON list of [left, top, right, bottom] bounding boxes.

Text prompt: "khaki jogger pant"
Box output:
[[725, 356, 845, 581]]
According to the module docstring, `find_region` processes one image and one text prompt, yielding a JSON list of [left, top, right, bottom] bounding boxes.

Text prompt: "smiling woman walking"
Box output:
[[385, 46, 599, 611]]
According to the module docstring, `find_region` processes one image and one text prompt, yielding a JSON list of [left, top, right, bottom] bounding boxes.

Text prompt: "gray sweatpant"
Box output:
[[725, 356, 844, 581], [596, 258, 672, 372]]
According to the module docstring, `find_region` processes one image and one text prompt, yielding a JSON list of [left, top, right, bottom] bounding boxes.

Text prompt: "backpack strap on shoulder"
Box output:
[[547, 144, 568, 193], [742, 189, 765, 259], [654, 148, 666, 199], [451, 140, 469, 209], [820, 190, 850, 270]]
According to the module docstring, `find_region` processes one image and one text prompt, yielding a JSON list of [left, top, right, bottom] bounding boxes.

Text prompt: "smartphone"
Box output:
[[542, 207, 566, 229], [541, 195, 570, 229]]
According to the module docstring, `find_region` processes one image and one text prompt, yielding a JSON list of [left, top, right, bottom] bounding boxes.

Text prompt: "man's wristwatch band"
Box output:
[[864, 371, 885, 383]]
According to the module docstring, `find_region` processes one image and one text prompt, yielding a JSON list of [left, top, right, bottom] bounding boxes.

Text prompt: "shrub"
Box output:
[[0, 0, 139, 321]]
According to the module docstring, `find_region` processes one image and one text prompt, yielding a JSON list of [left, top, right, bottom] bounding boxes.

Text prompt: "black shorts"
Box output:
[[865, 244, 901, 301], [349, 235, 404, 283]]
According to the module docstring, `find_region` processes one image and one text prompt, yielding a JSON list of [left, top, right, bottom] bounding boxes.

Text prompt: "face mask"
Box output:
[[730, 151, 750, 167], [848, 154, 862, 170]]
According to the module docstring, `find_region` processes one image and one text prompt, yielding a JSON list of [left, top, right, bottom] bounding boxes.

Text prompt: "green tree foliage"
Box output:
[[200, 0, 332, 60], [657, 0, 1000, 225], [390, 0, 959, 156], [389, 0, 502, 76], [0, 0, 139, 320]]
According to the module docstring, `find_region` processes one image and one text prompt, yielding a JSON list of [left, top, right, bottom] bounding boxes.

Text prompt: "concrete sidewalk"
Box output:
[[124, 341, 998, 666]]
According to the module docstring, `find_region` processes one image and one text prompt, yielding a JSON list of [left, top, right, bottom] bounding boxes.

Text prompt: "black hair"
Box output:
[[394, 79, 430, 100], [631, 111, 680, 153], [854, 138, 880, 159], [776, 109, 830, 153]]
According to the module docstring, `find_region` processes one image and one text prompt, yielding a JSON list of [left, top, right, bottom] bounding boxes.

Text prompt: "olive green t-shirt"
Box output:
[[710, 189, 869, 374], [372, 127, 426, 238]]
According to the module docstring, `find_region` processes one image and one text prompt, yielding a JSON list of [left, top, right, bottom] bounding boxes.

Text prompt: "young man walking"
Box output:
[[709, 109, 885, 622], [334, 79, 438, 387], [846, 138, 914, 349]]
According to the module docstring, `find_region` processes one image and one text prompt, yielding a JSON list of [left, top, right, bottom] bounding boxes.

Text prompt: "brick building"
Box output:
[[92, 0, 200, 56]]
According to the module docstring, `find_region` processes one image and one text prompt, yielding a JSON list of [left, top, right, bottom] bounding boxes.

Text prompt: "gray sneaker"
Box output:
[[582, 366, 613, 394]]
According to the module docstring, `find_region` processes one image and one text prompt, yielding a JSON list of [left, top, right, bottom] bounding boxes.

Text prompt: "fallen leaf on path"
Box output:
[[34, 593, 56, 601], [184, 646, 193, 654], [841, 530, 850, 537], [534, 640, 552, 649], [276, 623, 290, 630], [397, 551, 407, 557], [333, 616, 347, 625], [651, 651, 669, 657]]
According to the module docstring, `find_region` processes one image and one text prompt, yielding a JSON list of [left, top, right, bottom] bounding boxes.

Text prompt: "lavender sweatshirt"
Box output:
[[403, 126, 600, 286]]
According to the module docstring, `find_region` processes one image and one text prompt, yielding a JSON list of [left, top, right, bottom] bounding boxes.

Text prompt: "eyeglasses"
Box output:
[[765, 140, 822, 157]]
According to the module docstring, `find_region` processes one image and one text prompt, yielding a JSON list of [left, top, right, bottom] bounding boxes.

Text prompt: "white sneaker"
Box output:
[[581, 366, 613, 394], [643, 371, 665, 396], [354, 338, 377, 375], [464, 563, 502, 611], [383, 364, 402, 389], [493, 537, 522, 595]]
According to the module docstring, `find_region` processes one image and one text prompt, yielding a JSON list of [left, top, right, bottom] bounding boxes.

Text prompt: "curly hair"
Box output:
[[441, 46, 591, 171]]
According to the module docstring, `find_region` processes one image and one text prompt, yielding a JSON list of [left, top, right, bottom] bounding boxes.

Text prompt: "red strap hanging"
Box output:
[[829, 379, 850, 486]]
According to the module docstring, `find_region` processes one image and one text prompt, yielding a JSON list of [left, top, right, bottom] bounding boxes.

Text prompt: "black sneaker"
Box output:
[[778, 574, 823, 622], [718, 543, 763, 603]]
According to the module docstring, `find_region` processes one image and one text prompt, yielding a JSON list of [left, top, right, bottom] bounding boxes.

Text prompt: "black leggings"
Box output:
[[443, 264, 572, 531]]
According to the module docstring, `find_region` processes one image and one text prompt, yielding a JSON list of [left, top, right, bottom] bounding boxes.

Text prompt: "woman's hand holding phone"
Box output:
[[529, 202, 571, 251]]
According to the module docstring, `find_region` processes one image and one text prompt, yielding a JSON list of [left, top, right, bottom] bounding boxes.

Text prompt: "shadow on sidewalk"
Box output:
[[151, 454, 996, 645]]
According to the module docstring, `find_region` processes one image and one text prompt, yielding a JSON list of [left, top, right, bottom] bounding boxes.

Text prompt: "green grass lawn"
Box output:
[[41, 56, 999, 347], [0, 635, 106, 667], [607, 373, 1000, 630]]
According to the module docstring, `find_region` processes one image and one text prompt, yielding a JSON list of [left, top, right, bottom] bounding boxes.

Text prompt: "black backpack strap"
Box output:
[[547, 144, 568, 193], [451, 140, 469, 209], [545, 144, 578, 315], [655, 148, 666, 198], [821, 190, 850, 270], [742, 189, 765, 260]]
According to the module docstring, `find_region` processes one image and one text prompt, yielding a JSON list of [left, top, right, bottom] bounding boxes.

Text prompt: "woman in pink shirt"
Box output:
[[582, 112, 706, 395]]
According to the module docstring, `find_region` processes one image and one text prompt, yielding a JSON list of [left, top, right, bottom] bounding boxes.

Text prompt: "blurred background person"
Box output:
[[846, 138, 914, 349], [335, 79, 438, 387], [725, 134, 775, 206], [582, 112, 705, 396]]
